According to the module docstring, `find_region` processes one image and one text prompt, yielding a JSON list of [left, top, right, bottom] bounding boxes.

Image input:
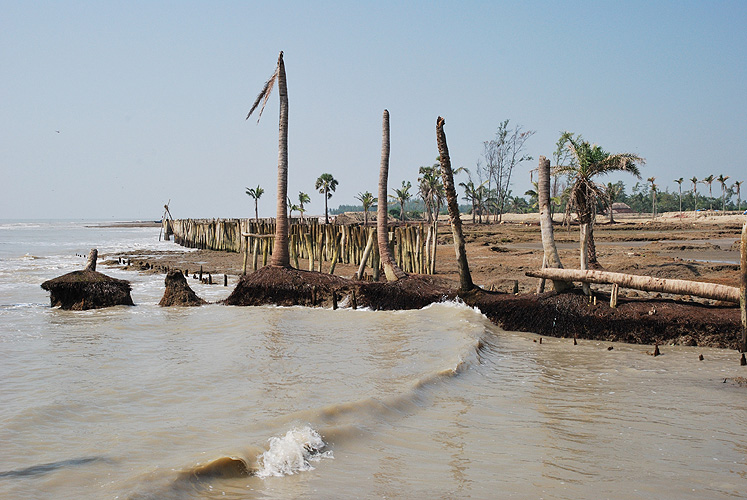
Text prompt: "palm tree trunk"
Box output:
[[537, 156, 569, 292], [270, 52, 290, 268], [526, 267, 740, 303], [324, 188, 329, 224], [436, 117, 473, 292], [579, 220, 591, 295], [377, 110, 406, 281]]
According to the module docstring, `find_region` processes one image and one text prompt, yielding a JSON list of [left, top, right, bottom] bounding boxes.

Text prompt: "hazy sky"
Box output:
[[2, 1, 745, 220]]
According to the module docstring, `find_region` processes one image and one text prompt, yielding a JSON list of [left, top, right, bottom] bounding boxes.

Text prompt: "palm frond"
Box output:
[[246, 53, 282, 123]]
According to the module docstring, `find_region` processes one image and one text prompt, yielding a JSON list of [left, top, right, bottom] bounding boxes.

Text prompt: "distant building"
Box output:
[[611, 202, 634, 214]]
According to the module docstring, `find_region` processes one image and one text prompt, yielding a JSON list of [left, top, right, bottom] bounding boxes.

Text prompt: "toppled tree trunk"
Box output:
[[436, 116, 473, 293], [41, 249, 134, 310], [537, 156, 570, 292], [159, 270, 206, 307], [526, 267, 740, 304]]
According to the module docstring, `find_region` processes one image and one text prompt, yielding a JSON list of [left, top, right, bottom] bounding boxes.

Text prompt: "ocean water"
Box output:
[[1, 220, 746, 499]]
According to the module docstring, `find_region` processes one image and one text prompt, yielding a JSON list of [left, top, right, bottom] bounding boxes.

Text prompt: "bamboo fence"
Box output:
[[163, 218, 443, 277]]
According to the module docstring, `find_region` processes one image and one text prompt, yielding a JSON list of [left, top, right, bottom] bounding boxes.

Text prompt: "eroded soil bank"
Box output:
[[102, 213, 745, 349]]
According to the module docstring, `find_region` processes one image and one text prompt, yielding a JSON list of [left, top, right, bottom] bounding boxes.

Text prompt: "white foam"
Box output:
[[256, 426, 331, 478]]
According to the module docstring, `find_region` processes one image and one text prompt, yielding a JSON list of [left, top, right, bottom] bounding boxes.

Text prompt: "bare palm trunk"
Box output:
[[324, 188, 329, 224], [377, 110, 406, 281], [436, 117, 473, 292], [254, 200, 259, 223], [537, 156, 569, 292], [270, 52, 290, 268], [579, 220, 591, 295], [587, 223, 600, 269]]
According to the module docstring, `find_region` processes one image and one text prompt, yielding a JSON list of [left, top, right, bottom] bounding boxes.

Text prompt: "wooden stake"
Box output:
[[610, 283, 619, 308]]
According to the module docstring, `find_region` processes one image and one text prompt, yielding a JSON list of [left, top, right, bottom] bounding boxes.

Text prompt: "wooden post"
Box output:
[[610, 283, 619, 308], [224, 274, 228, 287], [252, 238, 259, 271], [305, 233, 315, 271], [242, 236, 249, 275], [332, 290, 338, 310], [351, 289, 357, 310], [740, 220, 746, 361]]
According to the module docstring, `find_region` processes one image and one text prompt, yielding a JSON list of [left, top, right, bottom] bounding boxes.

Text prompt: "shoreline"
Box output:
[[101, 213, 745, 350]]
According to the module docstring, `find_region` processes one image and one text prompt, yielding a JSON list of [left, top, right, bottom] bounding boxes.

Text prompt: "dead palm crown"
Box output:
[[246, 51, 289, 268]]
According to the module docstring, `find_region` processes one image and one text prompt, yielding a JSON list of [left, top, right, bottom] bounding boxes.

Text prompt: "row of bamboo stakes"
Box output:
[[163, 218, 444, 277]]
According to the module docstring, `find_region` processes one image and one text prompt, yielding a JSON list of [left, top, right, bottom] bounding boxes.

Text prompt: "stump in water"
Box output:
[[159, 270, 206, 307], [41, 250, 133, 310]]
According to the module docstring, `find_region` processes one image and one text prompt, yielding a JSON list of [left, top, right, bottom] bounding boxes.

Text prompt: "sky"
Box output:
[[2, 0, 745, 220]]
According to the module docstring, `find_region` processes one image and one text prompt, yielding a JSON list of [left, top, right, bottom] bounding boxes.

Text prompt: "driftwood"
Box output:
[[526, 267, 740, 304]]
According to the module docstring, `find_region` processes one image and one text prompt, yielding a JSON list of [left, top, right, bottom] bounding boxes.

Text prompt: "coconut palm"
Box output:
[[245, 185, 264, 222], [717, 174, 730, 211], [605, 182, 622, 223], [702, 175, 715, 211], [690, 176, 699, 210], [246, 51, 289, 268], [648, 177, 657, 219], [557, 135, 644, 276], [314, 173, 338, 224], [418, 165, 441, 224], [390, 180, 412, 222], [459, 179, 484, 224], [674, 178, 684, 214], [355, 191, 376, 226], [297, 192, 310, 221], [734, 181, 743, 212]]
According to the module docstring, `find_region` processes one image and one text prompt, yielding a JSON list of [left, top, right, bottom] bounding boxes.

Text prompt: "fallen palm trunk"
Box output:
[[526, 267, 740, 303]]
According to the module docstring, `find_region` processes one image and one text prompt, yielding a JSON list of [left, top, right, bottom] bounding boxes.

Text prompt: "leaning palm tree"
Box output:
[[648, 177, 657, 219], [558, 135, 644, 279], [377, 110, 406, 281], [315, 173, 338, 224], [245, 185, 264, 222], [690, 176, 699, 210], [390, 181, 412, 222], [298, 192, 310, 222], [355, 191, 376, 226], [702, 175, 715, 211], [674, 177, 684, 215], [734, 181, 743, 212], [717, 174, 730, 211], [436, 116, 473, 292], [246, 51, 289, 268]]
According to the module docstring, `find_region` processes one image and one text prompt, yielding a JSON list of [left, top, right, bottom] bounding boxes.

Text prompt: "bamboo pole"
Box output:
[[329, 232, 343, 275], [357, 228, 376, 280], [526, 268, 740, 303]]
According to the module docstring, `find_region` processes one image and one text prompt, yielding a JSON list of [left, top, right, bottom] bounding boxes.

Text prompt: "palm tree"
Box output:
[[355, 191, 376, 226], [377, 109, 406, 281], [717, 174, 730, 211], [557, 135, 643, 277], [734, 181, 743, 212], [418, 165, 440, 224], [702, 175, 715, 211], [315, 173, 338, 224], [459, 179, 482, 223], [390, 180, 412, 222], [674, 177, 684, 215], [246, 51, 289, 268], [605, 182, 622, 223], [436, 116, 473, 292], [690, 176, 699, 210], [648, 177, 657, 219], [287, 197, 300, 219], [245, 185, 264, 222], [297, 192, 310, 222]]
